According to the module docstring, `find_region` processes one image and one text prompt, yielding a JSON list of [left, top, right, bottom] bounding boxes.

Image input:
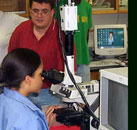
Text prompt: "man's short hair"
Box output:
[[29, 0, 55, 9]]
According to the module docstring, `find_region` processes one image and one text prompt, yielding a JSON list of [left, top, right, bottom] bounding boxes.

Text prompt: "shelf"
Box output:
[[91, 0, 128, 14], [118, 10, 128, 13], [119, 6, 128, 13], [0, 0, 128, 16], [0, 0, 29, 17], [92, 7, 114, 11], [92, 10, 118, 15]]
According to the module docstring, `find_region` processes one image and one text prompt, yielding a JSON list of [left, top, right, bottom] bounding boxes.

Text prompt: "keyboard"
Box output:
[[90, 58, 126, 70]]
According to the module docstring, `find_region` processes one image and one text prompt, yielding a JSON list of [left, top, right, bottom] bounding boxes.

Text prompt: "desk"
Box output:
[[90, 67, 124, 80], [90, 70, 100, 80]]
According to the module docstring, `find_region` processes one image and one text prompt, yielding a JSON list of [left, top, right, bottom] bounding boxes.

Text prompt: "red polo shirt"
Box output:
[[8, 19, 64, 89]]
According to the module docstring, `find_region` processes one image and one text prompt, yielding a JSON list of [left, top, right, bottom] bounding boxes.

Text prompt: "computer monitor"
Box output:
[[99, 67, 128, 130], [94, 24, 127, 57]]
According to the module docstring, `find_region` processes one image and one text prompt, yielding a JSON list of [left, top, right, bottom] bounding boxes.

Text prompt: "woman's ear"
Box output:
[[24, 75, 31, 86]]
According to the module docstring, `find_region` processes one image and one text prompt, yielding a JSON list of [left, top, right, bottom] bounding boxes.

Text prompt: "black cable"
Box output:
[[55, 0, 99, 128]]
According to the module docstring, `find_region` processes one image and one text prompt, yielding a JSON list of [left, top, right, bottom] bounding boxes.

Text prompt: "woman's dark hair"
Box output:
[[0, 48, 41, 89], [29, 0, 55, 9]]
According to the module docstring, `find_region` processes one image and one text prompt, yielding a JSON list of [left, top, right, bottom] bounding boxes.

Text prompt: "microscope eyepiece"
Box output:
[[41, 69, 64, 84]]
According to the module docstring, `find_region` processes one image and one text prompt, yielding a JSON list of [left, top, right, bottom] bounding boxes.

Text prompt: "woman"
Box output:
[[0, 48, 57, 130]]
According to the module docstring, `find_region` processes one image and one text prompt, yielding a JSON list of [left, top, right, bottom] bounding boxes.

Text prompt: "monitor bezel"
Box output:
[[94, 24, 127, 56]]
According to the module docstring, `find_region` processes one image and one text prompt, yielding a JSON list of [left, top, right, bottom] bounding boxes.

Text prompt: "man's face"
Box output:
[[29, 2, 54, 29]]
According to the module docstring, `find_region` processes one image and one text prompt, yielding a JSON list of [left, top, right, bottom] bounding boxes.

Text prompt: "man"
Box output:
[[8, 0, 64, 109], [55, 0, 92, 82]]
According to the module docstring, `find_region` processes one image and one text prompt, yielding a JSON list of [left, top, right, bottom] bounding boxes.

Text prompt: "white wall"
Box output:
[[0, 12, 28, 64], [88, 13, 128, 48]]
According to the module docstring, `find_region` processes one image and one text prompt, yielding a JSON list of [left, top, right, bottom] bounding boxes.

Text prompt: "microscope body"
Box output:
[[50, 1, 100, 129]]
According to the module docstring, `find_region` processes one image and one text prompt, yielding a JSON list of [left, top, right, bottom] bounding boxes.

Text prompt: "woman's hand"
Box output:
[[45, 105, 61, 128]]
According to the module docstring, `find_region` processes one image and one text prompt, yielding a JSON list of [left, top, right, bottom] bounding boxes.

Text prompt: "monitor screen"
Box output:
[[94, 24, 127, 57]]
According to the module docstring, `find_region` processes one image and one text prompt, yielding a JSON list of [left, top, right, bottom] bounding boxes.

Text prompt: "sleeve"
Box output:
[[8, 26, 20, 53], [20, 119, 49, 130]]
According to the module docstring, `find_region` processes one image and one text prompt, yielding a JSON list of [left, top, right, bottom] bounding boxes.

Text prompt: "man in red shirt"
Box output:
[[8, 0, 64, 109]]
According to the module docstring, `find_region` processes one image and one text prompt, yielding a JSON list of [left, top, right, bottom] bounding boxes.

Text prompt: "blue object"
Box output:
[[0, 88, 49, 130], [28, 88, 62, 109]]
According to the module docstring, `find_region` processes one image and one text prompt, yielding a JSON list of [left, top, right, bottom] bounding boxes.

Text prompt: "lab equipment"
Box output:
[[99, 67, 128, 130], [94, 24, 128, 58], [41, 69, 64, 84], [50, 0, 99, 129]]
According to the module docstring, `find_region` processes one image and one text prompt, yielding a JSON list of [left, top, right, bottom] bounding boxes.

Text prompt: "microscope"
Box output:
[[43, 0, 100, 129]]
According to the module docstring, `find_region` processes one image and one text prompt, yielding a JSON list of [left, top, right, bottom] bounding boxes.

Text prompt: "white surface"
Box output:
[[94, 24, 127, 56], [0, 11, 28, 64], [99, 67, 128, 130], [60, 5, 77, 31], [100, 67, 128, 85], [90, 58, 126, 68]]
